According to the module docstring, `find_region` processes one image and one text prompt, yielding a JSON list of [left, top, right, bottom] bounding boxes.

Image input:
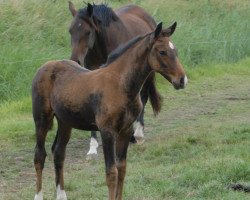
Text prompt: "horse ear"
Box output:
[[154, 22, 162, 39], [163, 22, 177, 37], [87, 3, 93, 17], [69, 1, 77, 17]]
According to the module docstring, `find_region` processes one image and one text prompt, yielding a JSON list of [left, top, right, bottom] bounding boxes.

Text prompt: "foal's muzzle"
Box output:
[[173, 75, 188, 90]]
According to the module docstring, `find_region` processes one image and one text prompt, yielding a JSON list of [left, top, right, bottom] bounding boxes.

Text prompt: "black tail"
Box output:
[[144, 73, 162, 116], [228, 183, 250, 192]]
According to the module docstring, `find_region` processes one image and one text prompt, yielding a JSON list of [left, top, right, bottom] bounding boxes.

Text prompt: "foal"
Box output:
[[32, 22, 187, 200]]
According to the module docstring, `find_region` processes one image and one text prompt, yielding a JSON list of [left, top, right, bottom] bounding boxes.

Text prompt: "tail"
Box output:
[[144, 73, 162, 116], [228, 183, 250, 192]]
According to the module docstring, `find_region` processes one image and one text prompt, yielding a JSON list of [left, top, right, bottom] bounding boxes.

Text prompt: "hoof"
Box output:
[[133, 121, 145, 145], [34, 191, 43, 200], [86, 137, 98, 160], [134, 136, 145, 145], [56, 185, 67, 200]]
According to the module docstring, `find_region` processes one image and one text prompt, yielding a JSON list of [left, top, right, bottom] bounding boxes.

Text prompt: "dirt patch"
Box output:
[[225, 97, 250, 101]]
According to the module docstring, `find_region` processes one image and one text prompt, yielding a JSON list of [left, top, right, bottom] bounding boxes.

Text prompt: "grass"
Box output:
[[0, 0, 250, 102], [138, 0, 250, 66], [0, 0, 250, 199]]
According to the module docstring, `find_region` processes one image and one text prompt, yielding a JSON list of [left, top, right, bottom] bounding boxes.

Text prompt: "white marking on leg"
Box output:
[[56, 185, 67, 200], [169, 41, 175, 49], [34, 190, 43, 200], [184, 75, 188, 87], [87, 137, 98, 156], [133, 121, 145, 144]]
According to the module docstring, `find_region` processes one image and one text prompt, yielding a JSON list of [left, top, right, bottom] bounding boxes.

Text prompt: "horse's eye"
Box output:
[[85, 31, 91, 36], [159, 51, 167, 56]]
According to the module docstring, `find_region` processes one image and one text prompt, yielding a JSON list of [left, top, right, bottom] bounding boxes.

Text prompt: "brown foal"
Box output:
[[32, 22, 187, 200]]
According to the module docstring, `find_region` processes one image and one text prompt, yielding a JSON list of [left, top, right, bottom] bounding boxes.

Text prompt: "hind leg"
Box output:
[[133, 88, 148, 144], [86, 131, 99, 160], [34, 114, 53, 200], [53, 120, 72, 200], [51, 131, 58, 154], [133, 107, 145, 144]]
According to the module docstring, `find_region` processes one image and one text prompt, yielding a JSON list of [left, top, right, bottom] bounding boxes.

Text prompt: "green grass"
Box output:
[[0, 0, 250, 102], [139, 0, 250, 66], [1, 0, 250, 199]]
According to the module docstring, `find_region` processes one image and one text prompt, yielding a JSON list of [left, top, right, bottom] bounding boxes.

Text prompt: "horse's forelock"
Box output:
[[78, 4, 119, 27]]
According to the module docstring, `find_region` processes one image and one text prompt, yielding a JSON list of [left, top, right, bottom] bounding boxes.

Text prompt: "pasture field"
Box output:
[[0, 58, 250, 199], [0, 0, 250, 199]]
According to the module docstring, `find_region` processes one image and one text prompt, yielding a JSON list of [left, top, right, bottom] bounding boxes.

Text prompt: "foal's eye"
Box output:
[[159, 51, 167, 56]]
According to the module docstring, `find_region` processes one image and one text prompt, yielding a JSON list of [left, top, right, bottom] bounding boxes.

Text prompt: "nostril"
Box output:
[[77, 60, 81, 65]]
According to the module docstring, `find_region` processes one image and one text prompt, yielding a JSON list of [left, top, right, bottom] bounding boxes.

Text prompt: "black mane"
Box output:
[[106, 34, 148, 64], [78, 4, 119, 26]]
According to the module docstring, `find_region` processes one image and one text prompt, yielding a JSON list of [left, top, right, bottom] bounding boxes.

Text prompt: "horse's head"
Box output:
[[69, 2, 98, 65], [148, 22, 187, 90]]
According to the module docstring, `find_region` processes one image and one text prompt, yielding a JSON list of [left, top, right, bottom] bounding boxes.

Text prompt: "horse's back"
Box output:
[[32, 60, 89, 97], [32, 60, 99, 130], [115, 5, 156, 36]]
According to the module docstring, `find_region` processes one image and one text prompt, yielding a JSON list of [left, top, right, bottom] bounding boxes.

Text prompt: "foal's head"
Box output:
[[148, 22, 187, 89]]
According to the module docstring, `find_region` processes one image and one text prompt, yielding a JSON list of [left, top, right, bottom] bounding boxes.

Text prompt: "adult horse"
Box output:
[[68, 2, 162, 157], [33, 22, 187, 200]]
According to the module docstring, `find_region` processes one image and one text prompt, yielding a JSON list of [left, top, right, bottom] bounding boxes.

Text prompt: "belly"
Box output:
[[54, 104, 99, 131]]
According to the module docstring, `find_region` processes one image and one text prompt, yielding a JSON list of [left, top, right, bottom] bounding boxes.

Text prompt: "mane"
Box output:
[[106, 34, 149, 64], [78, 4, 119, 26]]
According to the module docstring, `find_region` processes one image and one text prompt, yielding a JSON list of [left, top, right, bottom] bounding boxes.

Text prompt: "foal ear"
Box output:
[[163, 21, 177, 37], [154, 22, 163, 39], [69, 1, 77, 17], [87, 3, 93, 17]]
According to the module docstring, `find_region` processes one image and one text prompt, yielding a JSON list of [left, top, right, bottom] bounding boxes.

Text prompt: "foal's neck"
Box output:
[[112, 37, 152, 98]]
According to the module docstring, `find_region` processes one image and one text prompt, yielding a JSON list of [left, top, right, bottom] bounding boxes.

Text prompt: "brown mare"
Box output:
[[32, 22, 187, 200], [68, 2, 162, 157]]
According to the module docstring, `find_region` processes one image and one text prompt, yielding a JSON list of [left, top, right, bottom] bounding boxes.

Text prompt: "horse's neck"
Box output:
[[104, 21, 131, 52], [85, 21, 130, 69], [84, 31, 108, 69]]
